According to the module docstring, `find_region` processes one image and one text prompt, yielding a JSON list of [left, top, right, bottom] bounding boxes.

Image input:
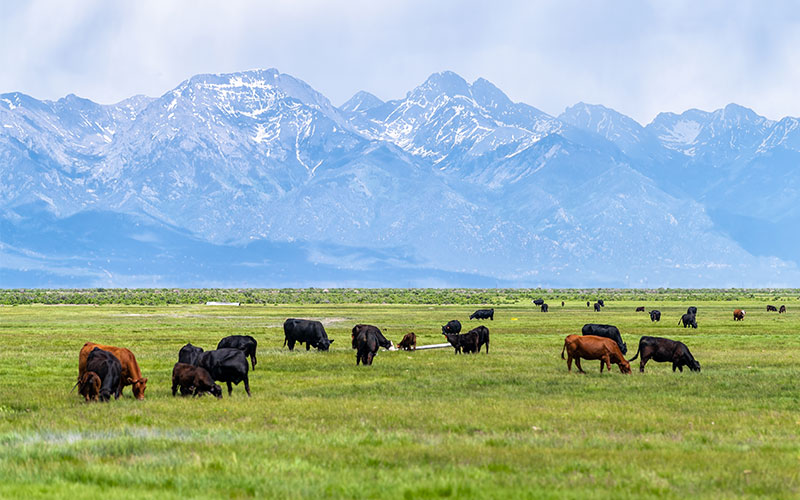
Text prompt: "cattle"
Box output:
[[442, 331, 479, 354], [352, 324, 393, 365], [581, 324, 627, 355], [78, 342, 148, 400], [468, 326, 490, 354], [636, 306, 646, 312], [687, 306, 697, 315], [733, 309, 746, 321], [779, 305, 787, 314], [172, 362, 222, 398], [561, 335, 631, 374], [533, 299, 545, 306], [561, 301, 565, 307], [649, 310, 661, 322], [627, 336, 701, 373], [593, 302, 602, 312], [541, 303, 549, 313], [84, 347, 123, 401], [197, 348, 251, 397], [77, 371, 101, 402], [586, 301, 590, 307], [767, 305, 778, 312], [397, 332, 417, 351], [217, 335, 258, 370], [469, 308, 494, 320], [178, 343, 204, 365], [441, 320, 462, 335], [597, 300, 605, 307], [283, 318, 334, 351], [678, 313, 697, 328]]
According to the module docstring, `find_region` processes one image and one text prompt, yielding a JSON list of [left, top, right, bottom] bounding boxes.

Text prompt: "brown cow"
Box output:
[[78, 372, 101, 402], [733, 309, 746, 321], [561, 334, 631, 374], [78, 342, 148, 399], [397, 332, 417, 351]]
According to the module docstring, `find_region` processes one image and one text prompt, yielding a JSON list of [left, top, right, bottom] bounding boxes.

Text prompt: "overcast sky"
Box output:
[[1, 0, 798, 124]]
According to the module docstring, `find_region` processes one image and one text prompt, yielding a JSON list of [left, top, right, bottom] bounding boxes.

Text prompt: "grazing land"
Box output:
[[0, 292, 799, 499]]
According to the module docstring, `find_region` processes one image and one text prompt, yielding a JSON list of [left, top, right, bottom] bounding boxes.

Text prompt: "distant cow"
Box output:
[[172, 362, 222, 398], [586, 301, 590, 307], [561, 335, 631, 374], [767, 305, 778, 312], [469, 308, 494, 320], [197, 349, 250, 397], [468, 326, 490, 354], [442, 320, 462, 335], [649, 310, 661, 322], [780, 305, 787, 314], [561, 301, 565, 307], [687, 306, 697, 315], [627, 336, 701, 373], [733, 309, 746, 321], [597, 300, 605, 307], [442, 330, 479, 354], [636, 306, 646, 312], [283, 318, 334, 351], [582, 324, 627, 355], [678, 313, 697, 328], [79, 342, 147, 400], [533, 299, 545, 306], [178, 343, 204, 365], [397, 332, 417, 351], [77, 371, 101, 402], [83, 347, 123, 402], [352, 324, 393, 365], [217, 335, 258, 370], [593, 302, 602, 312], [541, 303, 549, 313]]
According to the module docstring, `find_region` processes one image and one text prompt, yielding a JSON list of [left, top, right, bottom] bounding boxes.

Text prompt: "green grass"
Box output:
[[1, 297, 799, 498]]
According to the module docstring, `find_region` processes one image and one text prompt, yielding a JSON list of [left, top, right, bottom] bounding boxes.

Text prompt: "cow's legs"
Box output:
[[243, 375, 251, 397], [603, 355, 612, 373], [227, 381, 233, 396], [575, 357, 585, 374], [640, 356, 648, 373], [251, 354, 256, 370], [172, 381, 178, 396], [567, 354, 573, 372], [306, 343, 311, 351], [287, 339, 296, 351]]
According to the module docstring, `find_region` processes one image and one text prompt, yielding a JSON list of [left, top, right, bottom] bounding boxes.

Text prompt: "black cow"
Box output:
[[533, 299, 545, 306], [628, 336, 701, 373], [352, 324, 393, 365], [468, 326, 490, 354], [586, 301, 590, 307], [561, 301, 565, 307], [649, 310, 661, 322], [283, 318, 334, 351], [217, 335, 258, 370], [541, 303, 549, 313], [593, 302, 602, 312], [678, 313, 697, 328], [581, 324, 627, 355], [687, 306, 697, 315], [85, 347, 122, 402], [597, 300, 605, 307], [442, 320, 462, 335], [178, 343, 204, 365], [442, 331, 479, 354], [636, 306, 646, 312], [197, 348, 251, 397], [469, 308, 494, 320], [779, 305, 787, 314], [172, 362, 222, 398], [767, 305, 778, 312]]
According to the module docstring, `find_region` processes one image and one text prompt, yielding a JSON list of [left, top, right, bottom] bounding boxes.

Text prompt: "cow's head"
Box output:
[[688, 358, 701, 372], [210, 383, 223, 399], [79, 372, 101, 402], [128, 377, 148, 400], [317, 338, 333, 351], [618, 359, 632, 374]]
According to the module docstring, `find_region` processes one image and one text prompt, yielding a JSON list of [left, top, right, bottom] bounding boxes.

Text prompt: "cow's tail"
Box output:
[[282, 337, 287, 347], [69, 379, 80, 393], [560, 339, 567, 360], [677, 316, 682, 326], [627, 344, 641, 363]]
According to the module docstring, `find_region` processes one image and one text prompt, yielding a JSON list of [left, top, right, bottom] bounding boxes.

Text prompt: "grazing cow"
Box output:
[[687, 306, 697, 315], [283, 318, 334, 351], [397, 332, 417, 351], [636, 306, 646, 312], [217, 335, 258, 370], [469, 308, 494, 320], [172, 362, 222, 398], [441, 320, 462, 335], [84, 347, 123, 401], [78, 372, 101, 402], [733, 309, 746, 321], [541, 303, 549, 313], [628, 336, 701, 373], [78, 342, 148, 400], [581, 324, 627, 357], [442, 331, 479, 354], [561, 301, 565, 307], [593, 302, 602, 312], [533, 299, 545, 306], [561, 335, 631, 374], [779, 305, 787, 314], [767, 305, 778, 312], [468, 326, 490, 354], [649, 310, 661, 322], [678, 313, 697, 328], [197, 349, 251, 397], [597, 300, 605, 307], [586, 301, 591, 307], [352, 324, 393, 365], [178, 343, 204, 365]]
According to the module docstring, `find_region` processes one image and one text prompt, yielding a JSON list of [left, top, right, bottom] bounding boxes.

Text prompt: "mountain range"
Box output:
[[1, 68, 798, 287]]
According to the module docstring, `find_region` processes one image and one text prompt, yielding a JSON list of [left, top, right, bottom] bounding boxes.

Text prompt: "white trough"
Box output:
[[407, 342, 452, 351]]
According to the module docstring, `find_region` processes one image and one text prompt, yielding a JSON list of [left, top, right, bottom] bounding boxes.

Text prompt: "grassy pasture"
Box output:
[[0, 297, 798, 499]]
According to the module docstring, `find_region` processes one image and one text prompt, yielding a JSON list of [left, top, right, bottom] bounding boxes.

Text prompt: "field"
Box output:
[[1, 292, 799, 499]]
